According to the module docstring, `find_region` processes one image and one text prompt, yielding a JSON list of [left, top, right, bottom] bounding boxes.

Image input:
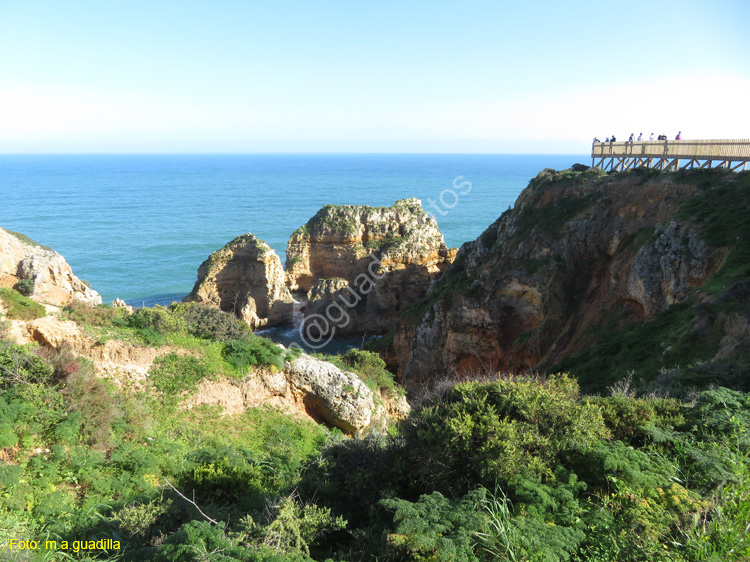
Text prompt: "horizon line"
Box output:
[[0, 151, 589, 156]]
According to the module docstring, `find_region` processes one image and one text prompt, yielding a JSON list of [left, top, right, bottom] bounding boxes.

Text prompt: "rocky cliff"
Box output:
[[287, 198, 456, 335], [393, 168, 749, 394], [184, 233, 294, 330], [0, 227, 101, 306]]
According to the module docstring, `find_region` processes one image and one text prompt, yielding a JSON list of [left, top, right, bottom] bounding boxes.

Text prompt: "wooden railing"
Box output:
[[591, 139, 750, 172]]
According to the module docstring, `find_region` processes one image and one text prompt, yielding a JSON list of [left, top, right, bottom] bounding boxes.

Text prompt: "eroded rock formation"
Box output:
[[182, 353, 410, 434], [393, 168, 734, 391], [184, 233, 294, 330], [287, 198, 456, 335], [0, 227, 101, 306]]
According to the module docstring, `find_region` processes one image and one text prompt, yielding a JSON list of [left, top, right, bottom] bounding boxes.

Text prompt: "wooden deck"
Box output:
[[591, 139, 750, 172]]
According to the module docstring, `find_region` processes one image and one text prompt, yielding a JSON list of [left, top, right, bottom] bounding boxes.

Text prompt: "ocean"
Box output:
[[0, 154, 586, 306]]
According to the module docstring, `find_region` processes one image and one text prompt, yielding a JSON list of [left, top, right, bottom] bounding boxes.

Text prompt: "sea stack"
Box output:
[[286, 198, 457, 335], [184, 233, 294, 330]]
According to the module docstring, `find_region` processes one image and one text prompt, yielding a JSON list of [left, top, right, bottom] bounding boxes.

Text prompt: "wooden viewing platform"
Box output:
[[591, 139, 750, 172]]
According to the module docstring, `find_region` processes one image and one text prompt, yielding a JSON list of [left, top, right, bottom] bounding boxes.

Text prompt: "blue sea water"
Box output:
[[0, 154, 586, 305]]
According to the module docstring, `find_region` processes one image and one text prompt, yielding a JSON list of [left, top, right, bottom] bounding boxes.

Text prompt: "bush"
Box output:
[[0, 342, 55, 388], [149, 353, 212, 397], [222, 337, 285, 372], [178, 446, 266, 510], [63, 365, 125, 446], [0, 288, 46, 321], [14, 278, 35, 297], [259, 494, 346, 557], [401, 374, 608, 493], [380, 490, 486, 562], [62, 301, 124, 327], [172, 303, 250, 342], [687, 387, 750, 447], [593, 394, 684, 446], [327, 349, 403, 396]]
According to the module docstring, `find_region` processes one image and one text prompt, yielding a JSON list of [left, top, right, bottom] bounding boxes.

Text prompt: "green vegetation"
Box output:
[[15, 278, 35, 297], [676, 170, 750, 295], [306, 205, 361, 237], [363, 330, 395, 353], [319, 349, 403, 397], [4, 229, 54, 251], [0, 288, 46, 321], [148, 353, 212, 397], [222, 337, 287, 371], [1, 310, 749, 561], [299, 375, 749, 561], [0, 310, 334, 561], [513, 191, 599, 239]]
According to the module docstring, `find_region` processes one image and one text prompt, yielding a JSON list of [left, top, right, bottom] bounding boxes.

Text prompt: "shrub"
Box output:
[[592, 394, 685, 446], [222, 337, 285, 372], [401, 374, 608, 493], [0, 288, 46, 321], [63, 365, 124, 446], [259, 494, 347, 557], [687, 387, 750, 447], [178, 446, 266, 509], [62, 301, 124, 327], [171, 303, 250, 342], [327, 349, 403, 396], [380, 490, 485, 562], [14, 278, 35, 297], [112, 498, 173, 540], [149, 353, 212, 397], [0, 342, 55, 388]]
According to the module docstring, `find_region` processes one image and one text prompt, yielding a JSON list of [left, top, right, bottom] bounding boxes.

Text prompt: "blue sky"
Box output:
[[0, 0, 748, 153]]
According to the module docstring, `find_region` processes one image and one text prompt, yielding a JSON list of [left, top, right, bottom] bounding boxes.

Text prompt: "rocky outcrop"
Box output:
[[393, 168, 734, 391], [184, 233, 294, 330], [285, 354, 377, 434], [3, 299, 404, 434], [287, 199, 456, 335], [178, 353, 409, 434], [0, 227, 101, 306]]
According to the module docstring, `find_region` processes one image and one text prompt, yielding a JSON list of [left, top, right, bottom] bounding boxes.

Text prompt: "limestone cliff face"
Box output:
[[286, 198, 456, 335], [184, 233, 294, 330], [0, 227, 101, 306], [394, 168, 735, 391]]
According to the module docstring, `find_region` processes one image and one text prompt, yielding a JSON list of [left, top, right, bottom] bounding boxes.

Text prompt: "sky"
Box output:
[[0, 0, 748, 153]]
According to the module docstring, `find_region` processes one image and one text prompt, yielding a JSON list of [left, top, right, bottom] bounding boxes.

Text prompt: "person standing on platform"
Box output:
[[676, 131, 682, 140], [637, 133, 643, 141]]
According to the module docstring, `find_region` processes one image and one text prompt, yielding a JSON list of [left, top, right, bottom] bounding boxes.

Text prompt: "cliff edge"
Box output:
[[393, 168, 750, 394], [0, 227, 101, 306]]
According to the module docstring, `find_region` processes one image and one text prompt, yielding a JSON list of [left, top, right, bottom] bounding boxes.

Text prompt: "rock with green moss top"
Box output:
[[184, 233, 294, 330], [286, 199, 457, 335]]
